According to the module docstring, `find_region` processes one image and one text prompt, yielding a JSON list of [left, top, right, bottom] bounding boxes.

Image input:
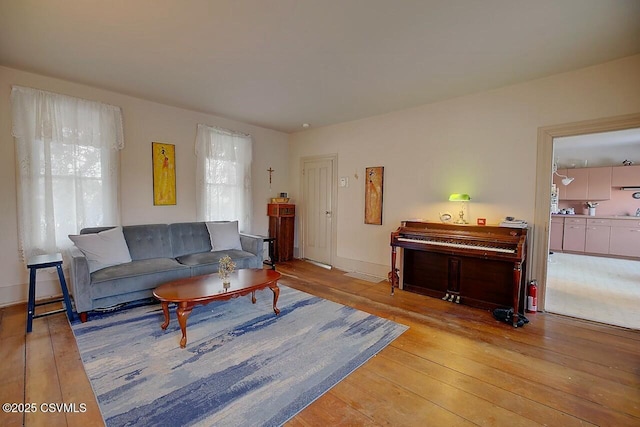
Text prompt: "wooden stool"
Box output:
[[26, 253, 74, 333]]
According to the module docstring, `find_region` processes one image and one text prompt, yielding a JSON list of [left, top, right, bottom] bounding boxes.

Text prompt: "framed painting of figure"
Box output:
[[152, 142, 176, 205], [365, 166, 383, 225]]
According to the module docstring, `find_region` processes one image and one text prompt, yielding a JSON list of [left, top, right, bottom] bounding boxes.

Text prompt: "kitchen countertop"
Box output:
[[552, 214, 640, 220]]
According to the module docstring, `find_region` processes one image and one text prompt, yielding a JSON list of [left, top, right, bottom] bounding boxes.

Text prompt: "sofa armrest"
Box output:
[[239, 233, 264, 263], [67, 246, 92, 314]]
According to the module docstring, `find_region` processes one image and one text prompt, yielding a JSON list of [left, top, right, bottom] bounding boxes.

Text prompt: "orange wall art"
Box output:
[[152, 142, 176, 205], [365, 166, 384, 225]]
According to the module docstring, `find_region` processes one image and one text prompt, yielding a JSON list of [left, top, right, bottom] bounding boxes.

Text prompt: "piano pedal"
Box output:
[[455, 295, 460, 304], [448, 294, 455, 302], [442, 293, 450, 301]]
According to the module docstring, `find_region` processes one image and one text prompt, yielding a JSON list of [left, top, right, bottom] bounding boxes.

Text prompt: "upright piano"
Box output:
[[390, 221, 528, 326]]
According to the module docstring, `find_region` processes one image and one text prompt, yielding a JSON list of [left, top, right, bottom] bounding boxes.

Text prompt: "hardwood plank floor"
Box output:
[[1, 259, 638, 426]]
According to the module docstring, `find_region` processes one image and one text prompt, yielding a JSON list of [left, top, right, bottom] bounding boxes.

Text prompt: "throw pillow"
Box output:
[[69, 226, 132, 273], [206, 221, 243, 251]]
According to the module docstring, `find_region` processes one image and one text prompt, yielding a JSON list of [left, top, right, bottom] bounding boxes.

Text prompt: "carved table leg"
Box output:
[[270, 284, 280, 315], [176, 302, 194, 348], [160, 302, 170, 330]]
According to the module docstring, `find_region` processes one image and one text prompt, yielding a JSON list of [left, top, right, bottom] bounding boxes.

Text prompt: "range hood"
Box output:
[[620, 187, 640, 190]]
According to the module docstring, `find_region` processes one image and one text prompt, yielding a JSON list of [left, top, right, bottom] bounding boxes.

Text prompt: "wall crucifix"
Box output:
[[267, 167, 274, 189]]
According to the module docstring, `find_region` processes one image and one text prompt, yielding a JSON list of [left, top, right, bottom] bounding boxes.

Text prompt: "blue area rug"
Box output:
[[71, 285, 408, 426]]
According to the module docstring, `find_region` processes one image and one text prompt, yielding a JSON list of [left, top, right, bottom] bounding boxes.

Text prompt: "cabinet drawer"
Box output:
[[611, 219, 640, 228], [564, 218, 586, 225], [586, 218, 611, 226]]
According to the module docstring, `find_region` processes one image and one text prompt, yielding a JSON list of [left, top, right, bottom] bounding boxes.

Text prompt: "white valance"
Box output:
[[11, 85, 124, 150]]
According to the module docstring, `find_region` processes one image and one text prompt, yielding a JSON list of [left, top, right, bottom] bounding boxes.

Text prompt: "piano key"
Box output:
[[397, 237, 515, 253]]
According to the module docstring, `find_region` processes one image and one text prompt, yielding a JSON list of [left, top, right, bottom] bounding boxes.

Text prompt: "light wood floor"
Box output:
[[2, 259, 639, 426]]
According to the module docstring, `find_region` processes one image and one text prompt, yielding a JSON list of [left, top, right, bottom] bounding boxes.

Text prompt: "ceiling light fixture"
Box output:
[[302, 123, 310, 128]]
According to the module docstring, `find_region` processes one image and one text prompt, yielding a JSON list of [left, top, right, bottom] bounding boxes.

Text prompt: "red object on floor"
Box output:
[[527, 280, 538, 313]]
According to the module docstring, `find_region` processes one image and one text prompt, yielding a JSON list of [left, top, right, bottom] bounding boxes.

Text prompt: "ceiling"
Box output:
[[554, 128, 640, 169], [1, 1, 640, 134]]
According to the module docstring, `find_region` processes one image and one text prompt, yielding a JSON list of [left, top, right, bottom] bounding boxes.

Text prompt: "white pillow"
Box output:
[[69, 226, 132, 273], [206, 221, 243, 251]]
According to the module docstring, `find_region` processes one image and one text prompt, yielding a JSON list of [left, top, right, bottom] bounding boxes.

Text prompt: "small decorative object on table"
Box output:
[[218, 255, 236, 285]]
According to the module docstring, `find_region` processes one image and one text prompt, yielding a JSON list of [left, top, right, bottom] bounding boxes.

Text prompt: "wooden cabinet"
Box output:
[[611, 165, 640, 187], [267, 203, 295, 262], [550, 217, 564, 251], [609, 219, 640, 258], [556, 167, 611, 200], [562, 217, 586, 252], [585, 219, 611, 254], [586, 167, 611, 200], [563, 169, 588, 200]]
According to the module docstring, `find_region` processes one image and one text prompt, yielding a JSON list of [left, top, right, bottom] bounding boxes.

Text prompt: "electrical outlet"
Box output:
[[339, 177, 349, 187]]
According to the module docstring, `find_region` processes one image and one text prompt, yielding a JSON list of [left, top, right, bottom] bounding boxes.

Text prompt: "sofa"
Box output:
[[67, 221, 263, 322]]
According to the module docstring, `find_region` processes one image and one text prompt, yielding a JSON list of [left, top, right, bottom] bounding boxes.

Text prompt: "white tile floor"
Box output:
[[546, 252, 640, 329]]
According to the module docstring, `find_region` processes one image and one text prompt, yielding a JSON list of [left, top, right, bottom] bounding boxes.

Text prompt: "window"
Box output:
[[11, 86, 124, 261], [195, 124, 252, 232]]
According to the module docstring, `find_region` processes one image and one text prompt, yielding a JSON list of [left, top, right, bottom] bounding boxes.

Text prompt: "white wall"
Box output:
[[0, 66, 289, 307], [288, 54, 640, 277]]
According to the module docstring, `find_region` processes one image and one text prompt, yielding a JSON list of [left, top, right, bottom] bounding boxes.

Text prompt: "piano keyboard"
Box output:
[[397, 237, 515, 254]]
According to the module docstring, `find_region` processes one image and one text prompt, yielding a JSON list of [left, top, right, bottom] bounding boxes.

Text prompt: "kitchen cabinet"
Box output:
[[609, 219, 640, 258], [555, 167, 611, 200], [585, 219, 611, 254], [550, 217, 564, 251], [562, 217, 586, 252], [586, 167, 611, 200], [611, 165, 640, 187], [563, 169, 588, 200]]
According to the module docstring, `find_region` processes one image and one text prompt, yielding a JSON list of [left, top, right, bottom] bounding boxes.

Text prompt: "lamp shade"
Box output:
[[561, 177, 574, 185], [449, 193, 471, 201]]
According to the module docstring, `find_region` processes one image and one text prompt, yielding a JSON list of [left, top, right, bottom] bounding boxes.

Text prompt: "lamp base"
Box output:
[[453, 210, 468, 224]]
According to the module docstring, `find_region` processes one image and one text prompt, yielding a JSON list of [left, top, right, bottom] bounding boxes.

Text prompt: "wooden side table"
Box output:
[[267, 203, 295, 262], [26, 253, 74, 333]]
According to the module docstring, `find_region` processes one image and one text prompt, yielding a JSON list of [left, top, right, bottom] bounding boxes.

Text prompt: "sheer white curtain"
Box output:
[[11, 86, 124, 261], [195, 124, 252, 232]]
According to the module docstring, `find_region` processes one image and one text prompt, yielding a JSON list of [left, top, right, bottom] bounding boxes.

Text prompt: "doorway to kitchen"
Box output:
[[543, 124, 640, 329]]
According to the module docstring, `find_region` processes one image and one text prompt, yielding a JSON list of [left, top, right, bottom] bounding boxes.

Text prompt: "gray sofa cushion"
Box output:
[[169, 222, 212, 257], [81, 224, 175, 261], [122, 224, 174, 260], [90, 258, 191, 299], [178, 249, 259, 276]]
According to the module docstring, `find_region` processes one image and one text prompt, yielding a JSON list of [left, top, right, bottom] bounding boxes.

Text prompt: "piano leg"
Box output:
[[389, 247, 399, 295], [512, 262, 523, 327]]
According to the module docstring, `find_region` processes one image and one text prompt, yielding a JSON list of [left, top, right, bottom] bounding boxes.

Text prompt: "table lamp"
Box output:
[[449, 193, 471, 224]]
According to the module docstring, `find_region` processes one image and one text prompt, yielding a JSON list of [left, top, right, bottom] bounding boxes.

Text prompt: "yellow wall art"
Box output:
[[152, 142, 176, 205]]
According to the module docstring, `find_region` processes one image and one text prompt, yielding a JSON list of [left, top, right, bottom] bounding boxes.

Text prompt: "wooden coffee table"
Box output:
[[153, 268, 281, 348]]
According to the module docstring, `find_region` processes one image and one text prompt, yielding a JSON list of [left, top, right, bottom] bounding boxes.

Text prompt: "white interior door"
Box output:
[[302, 158, 333, 265]]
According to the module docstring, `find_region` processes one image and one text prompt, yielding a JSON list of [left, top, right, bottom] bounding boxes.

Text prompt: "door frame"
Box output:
[[299, 154, 338, 265], [532, 112, 640, 311]]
